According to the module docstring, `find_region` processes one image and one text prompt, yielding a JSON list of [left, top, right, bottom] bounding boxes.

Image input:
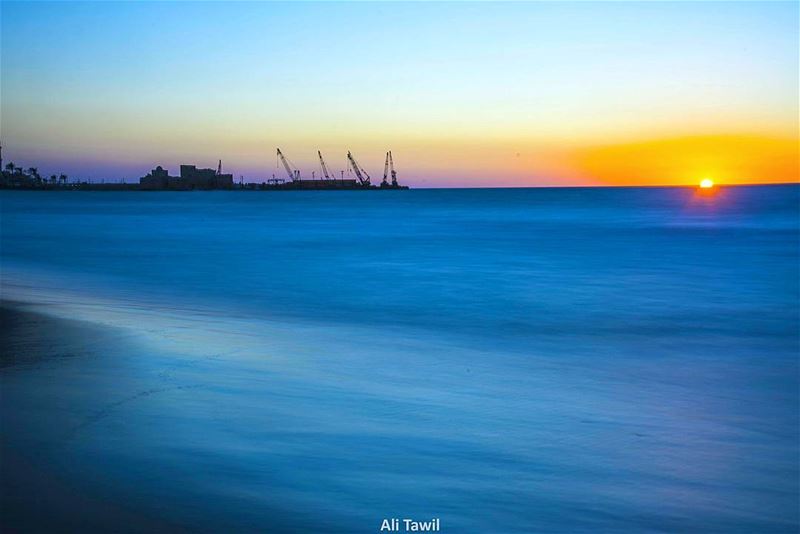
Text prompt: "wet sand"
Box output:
[[0, 302, 309, 533], [1, 303, 180, 531]]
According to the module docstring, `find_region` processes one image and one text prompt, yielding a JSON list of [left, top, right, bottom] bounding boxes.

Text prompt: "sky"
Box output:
[[1, 1, 797, 187]]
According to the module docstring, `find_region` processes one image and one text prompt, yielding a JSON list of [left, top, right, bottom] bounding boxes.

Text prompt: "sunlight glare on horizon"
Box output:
[[0, 1, 797, 186]]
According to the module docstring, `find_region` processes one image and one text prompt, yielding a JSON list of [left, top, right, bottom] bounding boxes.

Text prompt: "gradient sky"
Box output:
[[1, 1, 797, 187]]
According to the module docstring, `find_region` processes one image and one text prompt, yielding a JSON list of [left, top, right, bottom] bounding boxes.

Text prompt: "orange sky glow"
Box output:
[[1, 2, 797, 187]]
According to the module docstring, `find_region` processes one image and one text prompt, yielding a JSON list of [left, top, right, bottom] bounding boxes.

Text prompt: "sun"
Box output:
[[699, 178, 714, 189]]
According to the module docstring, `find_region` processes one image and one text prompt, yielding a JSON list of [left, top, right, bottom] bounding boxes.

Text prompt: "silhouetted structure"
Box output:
[[0, 150, 407, 191], [140, 164, 233, 190]]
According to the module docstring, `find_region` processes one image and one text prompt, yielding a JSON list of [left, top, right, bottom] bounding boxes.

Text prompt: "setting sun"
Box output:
[[700, 178, 715, 189]]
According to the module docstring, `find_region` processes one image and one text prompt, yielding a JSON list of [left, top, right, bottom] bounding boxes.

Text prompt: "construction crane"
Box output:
[[276, 148, 299, 181], [382, 152, 390, 186], [389, 151, 398, 187], [318, 150, 334, 181], [346, 151, 371, 186]]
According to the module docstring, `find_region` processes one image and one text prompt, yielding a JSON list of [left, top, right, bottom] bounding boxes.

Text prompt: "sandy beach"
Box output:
[[0, 302, 317, 532], [1, 303, 174, 531]]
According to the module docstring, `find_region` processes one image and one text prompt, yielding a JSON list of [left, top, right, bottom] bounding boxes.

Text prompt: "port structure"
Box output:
[[277, 148, 300, 181], [380, 151, 399, 188], [1, 145, 407, 190], [260, 148, 405, 190], [389, 151, 398, 187], [346, 151, 371, 186], [318, 150, 334, 181]]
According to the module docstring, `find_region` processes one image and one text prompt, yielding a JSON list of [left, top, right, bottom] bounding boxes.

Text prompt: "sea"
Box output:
[[1, 185, 798, 532]]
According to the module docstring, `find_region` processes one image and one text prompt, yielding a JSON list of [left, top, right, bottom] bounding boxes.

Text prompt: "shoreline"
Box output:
[[0, 300, 321, 532], [0, 302, 179, 531]]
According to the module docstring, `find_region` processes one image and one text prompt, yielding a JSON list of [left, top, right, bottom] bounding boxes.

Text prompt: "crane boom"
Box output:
[[389, 151, 397, 186], [346, 151, 371, 186], [318, 150, 333, 180], [382, 152, 389, 185], [276, 148, 297, 181]]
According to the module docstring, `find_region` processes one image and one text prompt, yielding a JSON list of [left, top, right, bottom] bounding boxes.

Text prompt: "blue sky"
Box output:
[[1, 1, 797, 186]]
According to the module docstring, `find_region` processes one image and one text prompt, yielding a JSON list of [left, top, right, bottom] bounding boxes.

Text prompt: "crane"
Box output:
[[381, 152, 390, 186], [318, 150, 334, 181], [276, 148, 299, 181], [389, 151, 398, 187], [346, 151, 371, 186]]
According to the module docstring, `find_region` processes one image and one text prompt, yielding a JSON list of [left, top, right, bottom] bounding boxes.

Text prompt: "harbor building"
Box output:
[[140, 164, 233, 190]]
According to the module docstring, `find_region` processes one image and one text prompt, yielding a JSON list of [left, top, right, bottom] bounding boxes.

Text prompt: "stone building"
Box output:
[[139, 164, 233, 190]]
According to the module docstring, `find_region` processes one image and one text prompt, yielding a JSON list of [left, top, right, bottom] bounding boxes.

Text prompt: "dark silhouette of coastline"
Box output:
[[0, 147, 409, 191]]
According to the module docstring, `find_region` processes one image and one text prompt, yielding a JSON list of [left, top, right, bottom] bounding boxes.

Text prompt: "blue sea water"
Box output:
[[1, 185, 798, 532]]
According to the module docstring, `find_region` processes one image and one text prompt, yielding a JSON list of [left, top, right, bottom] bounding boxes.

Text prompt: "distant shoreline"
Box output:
[[0, 180, 409, 192], [0, 182, 796, 191], [2, 153, 409, 191], [0, 184, 408, 192]]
